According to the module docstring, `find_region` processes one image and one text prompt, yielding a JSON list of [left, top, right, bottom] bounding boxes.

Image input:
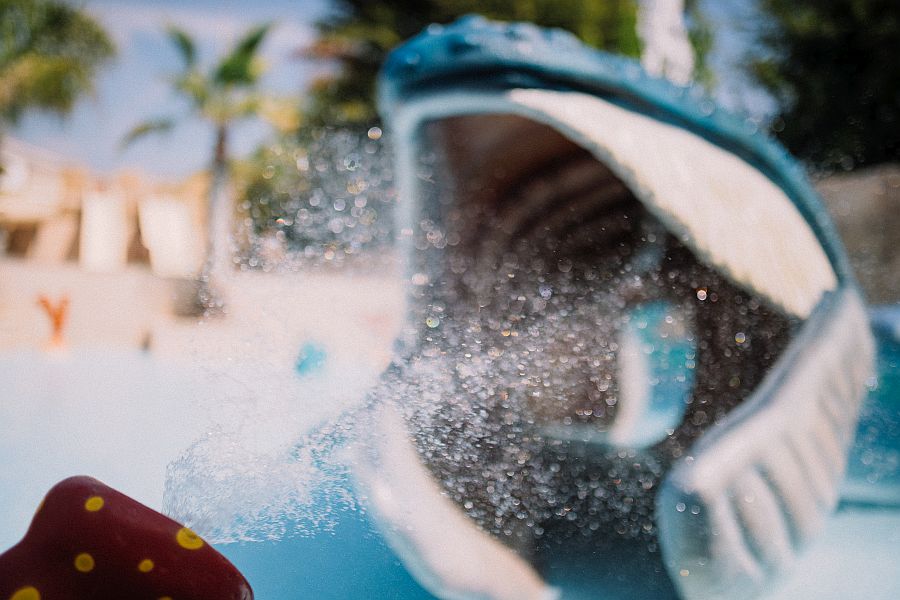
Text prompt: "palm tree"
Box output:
[[124, 23, 272, 304], [0, 0, 114, 125]]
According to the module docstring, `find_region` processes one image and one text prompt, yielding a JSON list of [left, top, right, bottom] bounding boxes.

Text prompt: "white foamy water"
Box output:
[[161, 342, 382, 542], [0, 269, 402, 549], [156, 272, 401, 542]]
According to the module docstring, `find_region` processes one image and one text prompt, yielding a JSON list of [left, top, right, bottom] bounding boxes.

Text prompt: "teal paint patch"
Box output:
[[295, 342, 327, 376]]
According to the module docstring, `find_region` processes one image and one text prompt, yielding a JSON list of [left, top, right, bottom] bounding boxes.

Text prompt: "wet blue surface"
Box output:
[[625, 301, 696, 447], [217, 506, 435, 599], [844, 310, 900, 504], [216, 504, 684, 600], [538, 531, 679, 599]]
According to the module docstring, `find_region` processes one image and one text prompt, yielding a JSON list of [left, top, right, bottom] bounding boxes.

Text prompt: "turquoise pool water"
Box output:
[[844, 315, 900, 504]]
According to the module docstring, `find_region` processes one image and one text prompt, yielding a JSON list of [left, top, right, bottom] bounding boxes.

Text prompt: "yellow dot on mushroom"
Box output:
[[10, 587, 41, 600], [159, 597, 173, 600], [74, 553, 95, 573], [176, 527, 204, 550], [84, 496, 104, 512], [138, 559, 155, 573]]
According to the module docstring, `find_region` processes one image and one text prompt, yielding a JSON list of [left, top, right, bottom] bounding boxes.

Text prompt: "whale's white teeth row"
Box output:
[[507, 89, 838, 319], [656, 288, 872, 600]]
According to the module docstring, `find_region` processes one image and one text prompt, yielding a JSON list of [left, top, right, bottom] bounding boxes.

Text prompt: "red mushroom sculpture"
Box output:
[[0, 476, 253, 600]]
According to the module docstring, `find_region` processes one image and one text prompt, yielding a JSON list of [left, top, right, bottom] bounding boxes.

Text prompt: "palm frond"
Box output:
[[167, 26, 196, 69], [0, 54, 89, 122], [119, 117, 176, 149], [172, 71, 209, 108], [213, 23, 272, 86]]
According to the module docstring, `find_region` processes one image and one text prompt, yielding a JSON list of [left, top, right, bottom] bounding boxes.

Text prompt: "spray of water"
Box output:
[[163, 121, 791, 558]]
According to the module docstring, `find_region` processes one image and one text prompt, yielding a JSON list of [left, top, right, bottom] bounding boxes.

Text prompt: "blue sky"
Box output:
[[12, 0, 770, 181], [13, 0, 332, 179]]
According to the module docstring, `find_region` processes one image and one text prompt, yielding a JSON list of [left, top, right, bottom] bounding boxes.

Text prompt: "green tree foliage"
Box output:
[[684, 0, 714, 88], [305, 0, 643, 128], [0, 0, 114, 124], [751, 0, 900, 170]]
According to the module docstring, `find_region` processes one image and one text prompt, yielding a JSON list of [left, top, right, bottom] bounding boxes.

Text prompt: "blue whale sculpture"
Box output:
[[220, 16, 899, 600]]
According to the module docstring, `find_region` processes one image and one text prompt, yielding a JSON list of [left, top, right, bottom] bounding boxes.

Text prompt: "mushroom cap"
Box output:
[[0, 476, 253, 600]]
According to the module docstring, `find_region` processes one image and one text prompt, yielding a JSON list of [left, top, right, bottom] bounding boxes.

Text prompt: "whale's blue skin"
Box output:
[[217, 16, 899, 600]]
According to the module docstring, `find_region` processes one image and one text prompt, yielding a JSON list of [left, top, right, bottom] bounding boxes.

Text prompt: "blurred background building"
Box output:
[[0, 0, 896, 354]]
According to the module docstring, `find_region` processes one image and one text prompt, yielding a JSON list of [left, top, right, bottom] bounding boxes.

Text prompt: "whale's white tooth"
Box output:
[[731, 469, 795, 570], [655, 289, 872, 600], [507, 88, 838, 319], [354, 404, 559, 600]]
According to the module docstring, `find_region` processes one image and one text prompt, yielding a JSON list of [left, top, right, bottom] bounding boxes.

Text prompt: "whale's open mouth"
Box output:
[[417, 112, 685, 447], [407, 90, 838, 318], [401, 99, 832, 456], [357, 17, 876, 600]]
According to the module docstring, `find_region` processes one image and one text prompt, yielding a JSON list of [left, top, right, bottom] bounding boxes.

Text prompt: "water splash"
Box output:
[[239, 128, 397, 272]]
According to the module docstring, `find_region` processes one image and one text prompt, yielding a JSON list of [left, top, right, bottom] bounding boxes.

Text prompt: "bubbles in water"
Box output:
[[161, 327, 387, 543], [164, 421, 356, 543], [238, 128, 397, 272]]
